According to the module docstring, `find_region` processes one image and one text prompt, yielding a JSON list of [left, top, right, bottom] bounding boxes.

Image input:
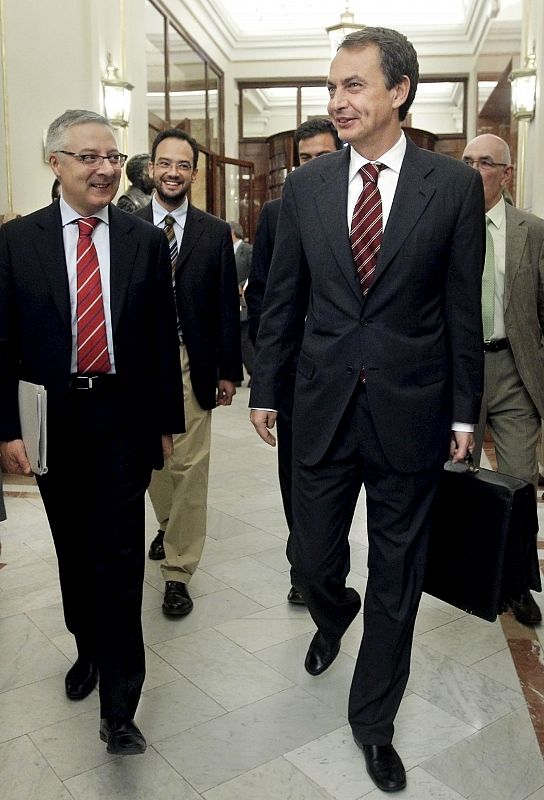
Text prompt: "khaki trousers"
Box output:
[[148, 344, 211, 583], [472, 346, 541, 491]]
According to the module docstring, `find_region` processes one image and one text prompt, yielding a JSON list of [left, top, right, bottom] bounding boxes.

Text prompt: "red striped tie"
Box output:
[[76, 217, 111, 374], [350, 163, 384, 297]]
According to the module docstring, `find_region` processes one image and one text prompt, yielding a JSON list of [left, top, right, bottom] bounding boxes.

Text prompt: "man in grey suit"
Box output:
[[250, 27, 484, 792], [462, 133, 544, 626], [229, 221, 254, 380]]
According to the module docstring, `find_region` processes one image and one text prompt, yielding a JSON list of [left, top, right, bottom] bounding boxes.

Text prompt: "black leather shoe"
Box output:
[[148, 529, 165, 560], [356, 741, 406, 792], [511, 592, 542, 626], [65, 658, 98, 700], [304, 631, 341, 676], [163, 580, 193, 616], [99, 718, 146, 755], [287, 586, 306, 606]]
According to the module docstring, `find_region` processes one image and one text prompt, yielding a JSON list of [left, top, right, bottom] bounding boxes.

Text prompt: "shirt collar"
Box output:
[[59, 197, 110, 227], [486, 196, 505, 230], [152, 195, 188, 226], [349, 132, 406, 184]]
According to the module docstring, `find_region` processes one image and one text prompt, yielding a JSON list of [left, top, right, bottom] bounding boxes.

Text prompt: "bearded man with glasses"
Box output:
[[462, 133, 544, 626], [0, 109, 184, 754]]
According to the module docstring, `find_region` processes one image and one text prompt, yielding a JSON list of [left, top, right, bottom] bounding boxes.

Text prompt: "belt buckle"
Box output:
[[75, 375, 94, 390]]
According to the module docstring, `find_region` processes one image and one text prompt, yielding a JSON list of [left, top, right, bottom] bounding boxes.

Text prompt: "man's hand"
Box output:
[[250, 409, 277, 447], [449, 431, 474, 463], [0, 439, 33, 475], [161, 434, 174, 461], [216, 380, 236, 406]]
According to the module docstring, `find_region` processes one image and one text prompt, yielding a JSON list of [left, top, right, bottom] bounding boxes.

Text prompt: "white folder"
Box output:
[[17, 380, 48, 475]]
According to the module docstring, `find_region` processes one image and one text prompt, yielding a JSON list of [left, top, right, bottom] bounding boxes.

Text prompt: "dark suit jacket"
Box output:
[[136, 203, 243, 410], [503, 203, 544, 418], [246, 199, 280, 344], [0, 202, 184, 469], [250, 139, 485, 474]]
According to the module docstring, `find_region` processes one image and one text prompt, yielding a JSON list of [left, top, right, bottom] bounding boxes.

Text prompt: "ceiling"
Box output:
[[208, 0, 521, 41]]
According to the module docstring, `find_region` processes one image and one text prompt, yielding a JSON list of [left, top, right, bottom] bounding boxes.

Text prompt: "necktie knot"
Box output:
[[77, 217, 100, 237], [359, 163, 383, 186], [164, 214, 175, 228]]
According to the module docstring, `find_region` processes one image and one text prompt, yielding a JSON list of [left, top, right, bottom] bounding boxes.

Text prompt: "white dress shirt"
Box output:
[[151, 195, 188, 249], [485, 196, 507, 341]]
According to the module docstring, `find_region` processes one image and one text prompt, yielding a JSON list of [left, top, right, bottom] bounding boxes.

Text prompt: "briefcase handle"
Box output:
[[444, 451, 479, 475]]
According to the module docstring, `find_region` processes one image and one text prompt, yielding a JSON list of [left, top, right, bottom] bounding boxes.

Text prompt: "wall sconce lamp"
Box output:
[[326, 3, 364, 58], [510, 54, 537, 121], [102, 53, 133, 128]]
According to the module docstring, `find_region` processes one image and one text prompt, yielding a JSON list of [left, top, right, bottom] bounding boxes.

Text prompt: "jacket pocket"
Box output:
[[297, 350, 315, 380]]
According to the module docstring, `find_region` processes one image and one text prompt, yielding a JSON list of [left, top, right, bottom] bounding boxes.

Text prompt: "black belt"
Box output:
[[483, 339, 509, 352], [69, 374, 118, 390]]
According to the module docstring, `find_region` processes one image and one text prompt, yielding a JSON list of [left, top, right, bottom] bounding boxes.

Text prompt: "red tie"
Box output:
[[350, 163, 383, 297], [76, 217, 111, 374]]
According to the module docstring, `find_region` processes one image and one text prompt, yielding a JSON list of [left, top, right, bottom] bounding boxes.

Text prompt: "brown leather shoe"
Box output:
[[163, 581, 193, 616], [148, 529, 165, 560], [100, 718, 146, 755]]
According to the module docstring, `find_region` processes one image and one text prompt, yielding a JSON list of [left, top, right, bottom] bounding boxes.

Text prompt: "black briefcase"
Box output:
[[424, 460, 541, 622]]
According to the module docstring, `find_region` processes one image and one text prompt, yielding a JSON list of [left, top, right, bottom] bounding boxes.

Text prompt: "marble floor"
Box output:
[[1, 384, 544, 800]]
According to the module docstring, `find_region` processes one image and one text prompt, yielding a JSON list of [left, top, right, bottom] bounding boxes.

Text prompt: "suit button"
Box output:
[[347, 366, 354, 375]]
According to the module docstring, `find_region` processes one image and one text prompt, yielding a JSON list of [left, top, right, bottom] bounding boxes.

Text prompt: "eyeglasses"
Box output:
[[154, 159, 194, 172], [55, 151, 127, 167], [462, 156, 509, 171]]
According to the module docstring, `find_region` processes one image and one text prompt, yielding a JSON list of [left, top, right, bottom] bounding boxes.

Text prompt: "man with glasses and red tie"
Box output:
[[250, 28, 485, 793], [0, 109, 184, 755], [462, 133, 544, 627]]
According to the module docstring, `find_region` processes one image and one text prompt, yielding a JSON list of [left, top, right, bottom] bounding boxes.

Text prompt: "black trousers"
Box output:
[[289, 384, 443, 744], [37, 384, 151, 720]]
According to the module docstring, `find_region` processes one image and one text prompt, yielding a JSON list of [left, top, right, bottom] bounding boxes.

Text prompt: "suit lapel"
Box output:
[[108, 204, 139, 334], [177, 204, 204, 269], [32, 203, 71, 331], [504, 205, 526, 312], [314, 148, 362, 302], [375, 140, 436, 285]]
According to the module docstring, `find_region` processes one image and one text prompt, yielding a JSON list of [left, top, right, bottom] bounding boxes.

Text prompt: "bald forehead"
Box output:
[[464, 135, 510, 163]]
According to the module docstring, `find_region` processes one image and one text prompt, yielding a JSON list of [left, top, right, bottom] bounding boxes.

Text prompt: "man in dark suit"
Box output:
[[250, 28, 484, 792], [246, 118, 342, 606], [229, 221, 254, 381], [0, 109, 184, 754], [462, 133, 544, 626], [140, 129, 242, 617]]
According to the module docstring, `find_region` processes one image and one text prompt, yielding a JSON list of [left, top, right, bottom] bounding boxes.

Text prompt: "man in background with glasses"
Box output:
[[462, 133, 544, 626], [0, 109, 184, 754], [138, 129, 242, 619]]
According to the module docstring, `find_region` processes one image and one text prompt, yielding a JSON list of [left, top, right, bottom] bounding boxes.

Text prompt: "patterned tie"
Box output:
[[76, 217, 111, 373], [350, 163, 384, 296], [482, 216, 495, 341], [163, 214, 182, 339]]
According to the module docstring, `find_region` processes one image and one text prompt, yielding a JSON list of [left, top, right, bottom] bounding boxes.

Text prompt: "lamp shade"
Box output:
[[509, 56, 537, 121], [102, 60, 133, 128], [326, 5, 364, 58]]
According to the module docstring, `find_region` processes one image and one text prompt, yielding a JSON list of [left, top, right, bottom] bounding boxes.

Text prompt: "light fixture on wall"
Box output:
[[102, 53, 133, 127], [509, 54, 537, 121], [326, 3, 364, 58]]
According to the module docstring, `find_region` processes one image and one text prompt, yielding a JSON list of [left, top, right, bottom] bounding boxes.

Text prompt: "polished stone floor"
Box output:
[[1, 384, 544, 799]]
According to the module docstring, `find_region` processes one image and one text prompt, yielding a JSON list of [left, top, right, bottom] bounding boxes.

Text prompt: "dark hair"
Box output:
[[125, 153, 150, 184], [294, 118, 342, 150], [339, 27, 419, 122], [150, 128, 199, 169]]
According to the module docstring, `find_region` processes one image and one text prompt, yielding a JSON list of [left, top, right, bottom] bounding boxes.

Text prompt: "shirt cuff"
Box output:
[[451, 421, 474, 432]]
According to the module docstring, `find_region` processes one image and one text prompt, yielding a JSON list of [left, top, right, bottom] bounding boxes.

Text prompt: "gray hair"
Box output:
[[229, 221, 244, 239], [46, 109, 115, 154]]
